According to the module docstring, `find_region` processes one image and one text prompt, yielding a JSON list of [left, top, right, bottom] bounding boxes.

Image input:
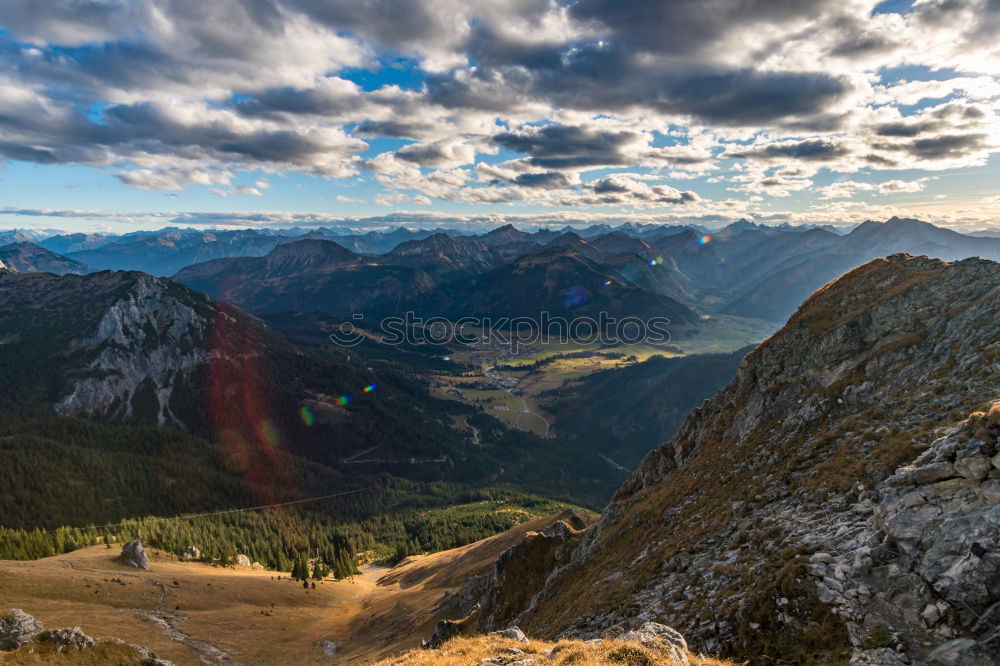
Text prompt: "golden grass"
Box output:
[[0, 513, 597, 665], [0, 545, 380, 665], [373, 635, 739, 666]]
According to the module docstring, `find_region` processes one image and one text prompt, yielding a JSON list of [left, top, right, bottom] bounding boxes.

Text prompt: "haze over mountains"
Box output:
[[4, 217, 995, 330]]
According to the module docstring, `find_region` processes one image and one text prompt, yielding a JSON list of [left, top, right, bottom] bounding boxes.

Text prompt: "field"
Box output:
[[428, 314, 773, 439], [0, 545, 376, 665], [0, 513, 593, 665]]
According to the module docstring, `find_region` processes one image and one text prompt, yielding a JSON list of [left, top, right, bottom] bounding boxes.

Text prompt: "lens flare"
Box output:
[[336, 395, 351, 406], [698, 234, 713, 245], [299, 405, 315, 426], [648, 255, 664, 266], [602, 280, 612, 286], [563, 286, 587, 307], [256, 419, 280, 447], [363, 384, 376, 393], [208, 298, 298, 505]]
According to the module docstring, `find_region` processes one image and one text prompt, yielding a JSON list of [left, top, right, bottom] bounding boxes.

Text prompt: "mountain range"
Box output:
[[2, 216, 1000, 665], [173, 231, 703, 332], [5, 217, 994, 331], [0, 264, 666, 526]]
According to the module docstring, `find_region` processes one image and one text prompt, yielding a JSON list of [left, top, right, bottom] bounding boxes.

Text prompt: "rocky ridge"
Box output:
[[463, 255, 1000, 664]]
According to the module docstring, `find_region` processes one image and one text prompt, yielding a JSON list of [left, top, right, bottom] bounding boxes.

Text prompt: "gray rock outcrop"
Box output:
[[53, 275, 212, 426], [121, 539, 149, 570], [38, 626, 97, 650], [491, 626, 529, 643], [0, 608, 43, 650], [619, 622, 689, 664], [180, 545, 201, 561], [0, 609, 172, 663]]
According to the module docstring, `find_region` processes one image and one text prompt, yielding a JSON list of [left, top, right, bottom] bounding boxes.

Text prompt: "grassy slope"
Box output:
[[0, 512, 597, 665]]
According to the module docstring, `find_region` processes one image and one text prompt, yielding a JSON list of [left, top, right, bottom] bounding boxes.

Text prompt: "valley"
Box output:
[[0, 513, 600, 665], [2, 220, 999, 666]]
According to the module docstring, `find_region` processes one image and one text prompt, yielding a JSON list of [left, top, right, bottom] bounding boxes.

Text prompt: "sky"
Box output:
[[0, 0, 998, 233]]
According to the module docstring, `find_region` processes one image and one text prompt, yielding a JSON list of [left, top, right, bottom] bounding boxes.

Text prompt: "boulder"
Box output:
[[491, 626, 529, 643], [38, 627, 96, 650], [619, 621, 689, 664], [121, 540, 149, 570], [0, 608, 43, 650], [236, 554, 251, 567], [180, 546, 201, 561], [885, 462, 956, 487]]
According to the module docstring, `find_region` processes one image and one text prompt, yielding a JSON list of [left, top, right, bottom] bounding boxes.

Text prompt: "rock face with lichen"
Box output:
[[0, 608, 43, 650], [507, 255, 1000, 665]]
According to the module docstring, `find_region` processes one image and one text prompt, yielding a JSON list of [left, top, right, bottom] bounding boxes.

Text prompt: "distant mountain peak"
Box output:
[[481, 223, 533, 246], [0, 241, 90, 275], [717, 218, 764, 237], [264, 238, 358, 271], [544, 231, 590, 253]]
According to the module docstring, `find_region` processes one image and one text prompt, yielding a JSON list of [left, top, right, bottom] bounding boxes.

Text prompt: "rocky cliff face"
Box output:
[[0, 270, 270, 428], [53, 274, 214, 425], [512, 254, 1000, 665]]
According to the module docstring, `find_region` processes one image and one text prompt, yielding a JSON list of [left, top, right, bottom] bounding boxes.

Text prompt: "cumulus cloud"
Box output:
[[818, 177, 932, 199], [0, 0, 996, 214]]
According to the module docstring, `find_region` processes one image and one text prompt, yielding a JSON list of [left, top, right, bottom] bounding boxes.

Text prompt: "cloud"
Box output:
[[725, 139, 851, 162], [0, 0, 996, 212], [818, 177, 932, 199], [585, 175, 699, 205], [492, 124, 650, 169]]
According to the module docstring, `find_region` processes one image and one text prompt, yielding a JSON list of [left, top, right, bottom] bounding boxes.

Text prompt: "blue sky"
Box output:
[[0, 0, 997, 232]]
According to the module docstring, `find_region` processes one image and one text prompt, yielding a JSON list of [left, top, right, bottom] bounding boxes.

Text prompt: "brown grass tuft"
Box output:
[[372, 634, 739, 666]]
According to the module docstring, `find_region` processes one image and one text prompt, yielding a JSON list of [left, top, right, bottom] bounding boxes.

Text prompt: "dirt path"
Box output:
[[342, 445, 379, 463], [59, 559, 236, 665], [464, 418, 482, 446], [597, 452, 625, 471], [507, 388, 551, 437]]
